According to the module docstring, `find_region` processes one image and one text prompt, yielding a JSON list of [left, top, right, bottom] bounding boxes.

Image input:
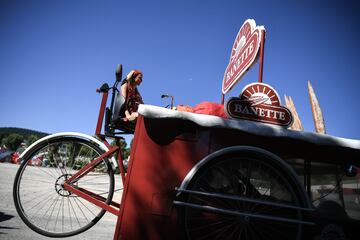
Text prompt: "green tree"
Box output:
[[0, 134, 4, 145], [1, 133, 24, 151], [110, 138, 132, 174], [27, 134, 39, 146], [110, 139, 130, 159]]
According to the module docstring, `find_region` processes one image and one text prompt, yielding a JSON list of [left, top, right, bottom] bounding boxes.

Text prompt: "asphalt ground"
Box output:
[[0, 162, 121, 240]]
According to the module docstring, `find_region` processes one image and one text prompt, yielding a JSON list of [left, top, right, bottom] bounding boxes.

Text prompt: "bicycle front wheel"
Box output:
[[13, 136, 115, 238]]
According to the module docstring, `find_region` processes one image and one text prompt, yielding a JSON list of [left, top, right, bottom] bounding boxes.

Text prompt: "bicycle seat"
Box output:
[[106, 91, 135, 134], [112, 116, 136, 134], [112, 91, 125, 122]]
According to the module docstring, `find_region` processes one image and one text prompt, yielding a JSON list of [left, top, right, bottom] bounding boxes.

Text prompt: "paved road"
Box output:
[[0, 162, 121, 240]]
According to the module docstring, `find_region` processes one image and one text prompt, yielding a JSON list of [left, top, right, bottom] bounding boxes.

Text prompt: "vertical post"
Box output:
[[221, 93, 225, 104], [95, 91, 109, 136], [117, 139, 127, 184], [257, 30, 266, 83], [304, 159, 311, 197]]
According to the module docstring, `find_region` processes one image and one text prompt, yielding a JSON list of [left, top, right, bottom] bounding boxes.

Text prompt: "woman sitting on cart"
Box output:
[[120, 69, 144, 122]]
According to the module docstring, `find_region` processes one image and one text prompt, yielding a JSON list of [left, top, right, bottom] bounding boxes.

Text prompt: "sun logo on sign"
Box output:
[[240, 83, 280, 106], [231, 21, 252, 63]]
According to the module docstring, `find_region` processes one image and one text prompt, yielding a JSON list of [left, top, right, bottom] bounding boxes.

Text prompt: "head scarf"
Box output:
[[126, 70, 142, 81]]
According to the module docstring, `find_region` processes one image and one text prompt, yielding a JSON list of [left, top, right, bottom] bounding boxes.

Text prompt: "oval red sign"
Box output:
[[225, 83, 293, 127]]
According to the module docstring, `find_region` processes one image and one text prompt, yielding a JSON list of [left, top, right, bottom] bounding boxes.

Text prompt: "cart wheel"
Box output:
[[13, 137, 115, 238], [179, 147, 307, 240]]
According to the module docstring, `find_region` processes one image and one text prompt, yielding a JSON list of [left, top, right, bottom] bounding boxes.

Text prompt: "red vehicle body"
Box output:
[[114, 104, 360, 239]]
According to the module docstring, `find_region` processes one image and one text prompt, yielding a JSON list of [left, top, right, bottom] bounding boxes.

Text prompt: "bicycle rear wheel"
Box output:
[[179, 147, 307, 240], [13, 136, 115, 237]]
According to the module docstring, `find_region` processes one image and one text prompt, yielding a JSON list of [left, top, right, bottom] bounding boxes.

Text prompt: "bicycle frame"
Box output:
[[63, 86, 128, 216]]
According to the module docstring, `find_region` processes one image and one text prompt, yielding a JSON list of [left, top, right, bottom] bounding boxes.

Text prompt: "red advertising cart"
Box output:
[[113, 104, 360, 240], [13, 99, 360, 240]]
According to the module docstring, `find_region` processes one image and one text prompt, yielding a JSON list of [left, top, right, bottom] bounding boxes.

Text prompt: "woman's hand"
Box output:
[[126, 112, 138, 121]]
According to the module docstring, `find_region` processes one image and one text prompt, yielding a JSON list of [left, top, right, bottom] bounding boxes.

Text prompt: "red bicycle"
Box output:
[[13, 65, 131, 237]]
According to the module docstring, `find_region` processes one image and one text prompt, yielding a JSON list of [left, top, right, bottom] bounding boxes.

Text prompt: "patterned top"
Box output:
[[122, 80, 143, 114]]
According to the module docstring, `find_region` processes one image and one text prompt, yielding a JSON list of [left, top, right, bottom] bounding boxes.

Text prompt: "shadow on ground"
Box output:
[[0, 212, 18, 234]]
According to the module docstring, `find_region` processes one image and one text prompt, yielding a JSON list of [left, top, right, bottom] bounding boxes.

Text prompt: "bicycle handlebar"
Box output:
[[96, 83, 111, 93], [96, 64, 123, 93]]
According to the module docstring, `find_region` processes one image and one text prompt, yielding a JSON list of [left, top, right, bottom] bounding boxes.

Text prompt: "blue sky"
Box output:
[[1, 0, 360, 143]]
